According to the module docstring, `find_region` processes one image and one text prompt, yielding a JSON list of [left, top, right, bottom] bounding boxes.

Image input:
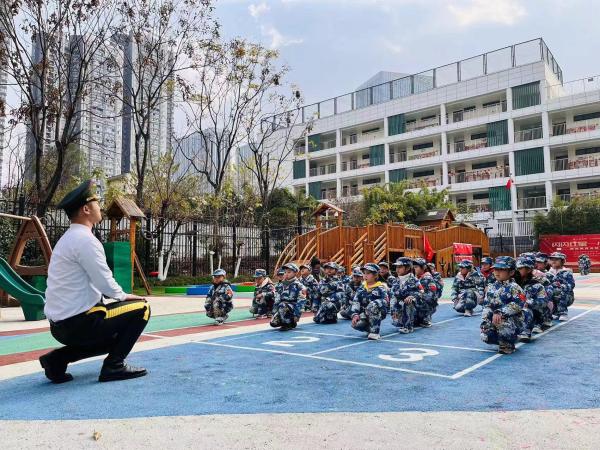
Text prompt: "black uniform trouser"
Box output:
[[48, 300, 151, 367]]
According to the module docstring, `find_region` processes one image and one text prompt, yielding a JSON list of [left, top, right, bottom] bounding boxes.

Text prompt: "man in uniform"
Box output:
[[390, 257, 424, 334], [451, 260, 484, 316], [40, 180, 150, 383], [350, 263, 388, 340], [205, 269, 234, 324], [314, 262, 345, 324], [480, 256, 526, 354], [270, 263, 306, 331], [249, 269, 275, 318]]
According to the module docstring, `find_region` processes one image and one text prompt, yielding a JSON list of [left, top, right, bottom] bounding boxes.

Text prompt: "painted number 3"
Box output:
[[378, 348, 439, 363]]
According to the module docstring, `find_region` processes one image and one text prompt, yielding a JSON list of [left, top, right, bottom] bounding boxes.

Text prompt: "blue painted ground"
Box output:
[[1, 304, 599, 420]]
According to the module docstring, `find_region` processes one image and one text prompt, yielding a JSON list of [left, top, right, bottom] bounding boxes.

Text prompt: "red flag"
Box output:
[[506, 178, 512, 190], [424, 235, 434, 262]]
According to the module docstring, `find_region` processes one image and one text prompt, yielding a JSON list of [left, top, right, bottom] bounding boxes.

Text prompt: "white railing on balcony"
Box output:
[[558, 191, 600, 202], [449, 166, 509, 184], [407, 148, 440, 161], [448, 137, 488, 153], [342, 186, 360, 197], [309, 163, 337, 177], [389, 151, 407, 163], [405, 176, 442, 189], [341, 132, 384, 146], [405, 116, 440, 132], [514, 126, 543, 142], [456, 203, 492, 214], [341, 160, 371, 171], [547, 75, 600, 100], [517, 196, 547, 209], [446, 100, 507, 124], [551, 119, 600, 137], [552, 154, 600, 171], [320, 190, 337, 200]]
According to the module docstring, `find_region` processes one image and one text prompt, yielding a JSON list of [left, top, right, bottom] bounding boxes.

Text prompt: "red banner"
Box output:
[[539, 234, 600, 263], [453, 243, 473, 263]]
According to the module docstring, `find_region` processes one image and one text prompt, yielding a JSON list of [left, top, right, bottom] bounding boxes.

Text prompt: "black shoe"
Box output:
[[99, 362, 147, 382], [39, 353, 73, 384]]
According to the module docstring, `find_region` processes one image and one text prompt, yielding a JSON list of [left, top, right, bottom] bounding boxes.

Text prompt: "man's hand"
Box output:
[[492, 312, 502, 325], [351, 315, 360, 326], [125, 294, 147, 302], [404, 296, 414, 305]]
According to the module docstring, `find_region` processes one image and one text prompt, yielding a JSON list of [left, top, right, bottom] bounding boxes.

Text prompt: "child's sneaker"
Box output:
[[464, 310, 473, 317], [543, 320, 553, 328], [498, 343, 515, 354], [367, 333, 380, 340], [559, 314, 568, 321], [532, 325, 543, 334], [518, 332, 531, 342]]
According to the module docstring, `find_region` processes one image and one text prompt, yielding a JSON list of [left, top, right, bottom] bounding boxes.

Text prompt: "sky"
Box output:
[[215, 0, 600, 105]]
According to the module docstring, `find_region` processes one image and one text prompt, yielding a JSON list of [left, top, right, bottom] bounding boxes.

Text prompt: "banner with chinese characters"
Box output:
[[539, 234, 600, 263], [453, 243, 473, 263]]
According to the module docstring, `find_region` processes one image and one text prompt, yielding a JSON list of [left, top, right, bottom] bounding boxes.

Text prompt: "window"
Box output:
[[362, 154, 370, 160], [293, 160, 306, 179], [577, 182, 600, 190], [575, 146, 600, 156], [471, 132, 487, 140], [363, 127, 380, 134], [363, 177, 381, 185], [472, 161, 497, 170], [421, 115, 436, 121], [473, 192, 489, 200], [482, 101, 500, 108], [515, 148, 544, 176], [413, 142, 434, 150], [574, 112, 600, 122], [413, 169, 434, 178]]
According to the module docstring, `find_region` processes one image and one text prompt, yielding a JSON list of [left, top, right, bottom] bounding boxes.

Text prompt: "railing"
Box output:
[[350, 231, 369, 268], [341, 160, 371, 171], [449, 165, 509, 184], [390, 151, 407, 163], [551, 119, 600, 137], [407, 149, 440, 161], [267, 38, 561, 130], [342, 186, 360, 197], [517, 196, 547, 209], [514, 126, 543, 142], [558, 191, 600, 202], [405, 116, 440, 132], [405, 176, 442, 189], [547, 74, 600, 100], [446, 100, 507, 124], [341, 132, 384, 146], [310, 164, 337, 177], [319, 190, 337, 200], [552, 154, 600, 171], [448, 138, 488, 153], [294, 146, 306, 156]]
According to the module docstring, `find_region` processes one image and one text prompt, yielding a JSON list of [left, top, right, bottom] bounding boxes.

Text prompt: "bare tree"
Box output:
[[111, 0, 217, 208], [0, 0, 120, 216], [1, 131, 33, 210]]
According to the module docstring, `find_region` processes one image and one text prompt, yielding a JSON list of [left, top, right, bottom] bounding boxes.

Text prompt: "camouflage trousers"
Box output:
[[339, 303, 353, 320], [525, 301, 552, 328], [270, 302, 298, 328], [352, 301, 387, 334], [416, 297, 437, 325], [205, 298, 233, 319], [391, 298, 423, 330], [314, 298, 340, 324], [552, 291, 574, 316], [249, 296, 274, 316], [480, 308, 522, 346], [453, 290, 478, 313]]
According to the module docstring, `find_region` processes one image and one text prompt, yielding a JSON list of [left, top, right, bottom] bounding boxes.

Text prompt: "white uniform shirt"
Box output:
[[45, 224, 127, 321]]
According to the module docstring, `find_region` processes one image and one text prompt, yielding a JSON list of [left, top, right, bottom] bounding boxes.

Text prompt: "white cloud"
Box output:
[[248, 2, 270, 18], [381, 38, 404, 55], [447, 0, 527, 27], [261, 25, 303, 49]]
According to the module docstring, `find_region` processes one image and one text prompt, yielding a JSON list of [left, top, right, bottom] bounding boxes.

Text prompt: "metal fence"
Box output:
[[0, 199, 300, 278]]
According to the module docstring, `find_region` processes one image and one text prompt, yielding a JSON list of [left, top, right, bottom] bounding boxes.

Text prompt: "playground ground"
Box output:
[[1, 276, 600, 449]]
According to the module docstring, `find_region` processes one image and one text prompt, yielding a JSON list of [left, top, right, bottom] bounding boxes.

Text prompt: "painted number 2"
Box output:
[[263, 336, 320, 347], [378, 348, 439, 363]]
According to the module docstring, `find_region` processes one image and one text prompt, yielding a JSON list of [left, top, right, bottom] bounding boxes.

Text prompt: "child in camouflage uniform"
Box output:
[[480, 257, 526, 354], [548, 252, 575, 321], [299, 264, 319, 312], [515, 257, 552, 335], [270, 263, 306, 331], [427, 263, 444, 302], [205, 269, 234, 325], [339, 267, 363, 320], [390, 257, 424, 334], [451, 260, 484, 316], [578, 254, 591, 275], [350, 263, 389, 340], [378, 261, 396, 288], [478, 257, 496, 293], [314, 262, 345, 324], [249, 269, 275, 319], [413, 258, 438, 327]]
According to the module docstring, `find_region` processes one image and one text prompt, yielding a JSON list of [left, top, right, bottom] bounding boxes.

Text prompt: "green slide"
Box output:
[[0, 257, 46, 321]]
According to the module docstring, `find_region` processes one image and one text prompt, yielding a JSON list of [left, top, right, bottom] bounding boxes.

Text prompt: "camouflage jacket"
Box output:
[[451, 270, 484, 303], [275, 278, 306, 305], [517, 275, 548, 309], [301, 274, 320, 303], [253, 279, 275, 304], [207, 281, 234, 304], [390, 273, 423, 308], [548, 267, 575, 298], [350, 281, 389, 317], [417, 272, 439, 305], [318, 276, 345, 302], [483, 279, 526, 318]]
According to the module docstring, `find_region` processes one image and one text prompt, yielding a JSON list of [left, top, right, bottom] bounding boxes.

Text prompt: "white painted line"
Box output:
[[192, 340, 453, 379], [450, 305, 600, 380], [382, 339, 496, 353], [308, 332, 400, 356]]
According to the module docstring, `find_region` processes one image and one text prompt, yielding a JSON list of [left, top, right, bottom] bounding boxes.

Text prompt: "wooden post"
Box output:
[[363, 242, 374, 262], [345, 243, 353, 271]]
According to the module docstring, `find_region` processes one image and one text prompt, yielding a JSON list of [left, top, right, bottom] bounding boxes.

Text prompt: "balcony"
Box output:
[[448, 138, 487, 153], [342, 186, 360, 197], [341, 160, 373, 171], [390, 151, 407, 164], [446, 101, 507, 124], [405, 176, 442, 189], [294, 145, 307, 156], [558, 191, 600, 202], [341, 132, 383, 146], [408, 148, 440, 161], [449, 166, 509, 184], [456, 202, 492, 213], [405, 116, 441, 133], [514, 127, 543, 142], [552, 154, 600, 171], [309, 163, 337, 177], [517, 196, 547, 209], [551, 119, 600, 137], [319, 189, 337, 200]]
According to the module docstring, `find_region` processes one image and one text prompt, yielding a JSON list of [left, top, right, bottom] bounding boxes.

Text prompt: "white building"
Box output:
[[281, 38, 600, 237]]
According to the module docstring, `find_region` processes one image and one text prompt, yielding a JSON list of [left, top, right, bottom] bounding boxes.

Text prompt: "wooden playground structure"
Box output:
[[275, 202, 490, 277]]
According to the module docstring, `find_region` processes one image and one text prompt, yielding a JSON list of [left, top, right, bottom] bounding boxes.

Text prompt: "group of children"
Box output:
[[202, 250, 577, 354]]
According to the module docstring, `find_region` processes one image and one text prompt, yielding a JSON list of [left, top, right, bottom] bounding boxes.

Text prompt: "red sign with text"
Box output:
[[539, 234, 600, 263], [453, 243, 473, 263]]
